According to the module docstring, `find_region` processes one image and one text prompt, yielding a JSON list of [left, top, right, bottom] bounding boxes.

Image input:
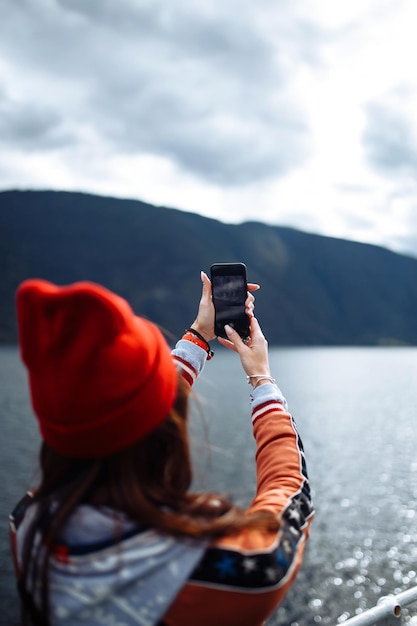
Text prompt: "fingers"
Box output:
[[224, 324, 246, 353], [223, 317, 261, 348], [216, 324, 243, 353], [245, 291, 255, 318], [246, 282, 260, 317], [250, 316, 268, 342], [217, 335, 238, 352], [246, 301, 254, 318]]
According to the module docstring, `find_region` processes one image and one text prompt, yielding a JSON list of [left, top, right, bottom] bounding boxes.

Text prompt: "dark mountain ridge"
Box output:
[[1, 189, 417, 346]]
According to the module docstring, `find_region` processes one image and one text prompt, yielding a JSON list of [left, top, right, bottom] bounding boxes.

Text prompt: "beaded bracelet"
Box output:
[[183, 328, 214, 360]]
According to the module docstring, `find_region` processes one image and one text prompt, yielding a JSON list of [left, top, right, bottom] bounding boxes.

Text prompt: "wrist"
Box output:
[[246, 374, 276, 389], [190, 323, 215, 343], [254, 378, 275, 389], [184, 328, 214, 360]]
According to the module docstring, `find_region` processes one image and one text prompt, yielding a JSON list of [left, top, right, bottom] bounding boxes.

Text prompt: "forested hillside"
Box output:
[[2, 189, 417, 345]]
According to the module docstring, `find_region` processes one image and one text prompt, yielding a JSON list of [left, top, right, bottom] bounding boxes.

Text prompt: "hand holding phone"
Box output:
[[210, 263, 250, 340]]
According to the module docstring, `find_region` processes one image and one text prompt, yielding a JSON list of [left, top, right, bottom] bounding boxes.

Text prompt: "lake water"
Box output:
[[1, 345, 417, 625]]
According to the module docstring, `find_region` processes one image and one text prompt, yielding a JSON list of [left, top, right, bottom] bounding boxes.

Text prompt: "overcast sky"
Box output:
[[2, 0, 417, 256]]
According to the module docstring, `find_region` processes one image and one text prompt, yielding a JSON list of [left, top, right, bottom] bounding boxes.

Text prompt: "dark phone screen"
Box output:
[[211, 264, 249, 339]]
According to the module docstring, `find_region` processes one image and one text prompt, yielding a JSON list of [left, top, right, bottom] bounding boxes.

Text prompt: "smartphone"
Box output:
[[210, 262, 250, 340]]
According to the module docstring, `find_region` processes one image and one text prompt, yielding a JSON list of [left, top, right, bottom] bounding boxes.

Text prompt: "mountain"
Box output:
[[1, 189, 417, 346]]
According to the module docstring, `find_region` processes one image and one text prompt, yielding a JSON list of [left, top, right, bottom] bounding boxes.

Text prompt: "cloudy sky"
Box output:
[[2, 0, 417, 256]]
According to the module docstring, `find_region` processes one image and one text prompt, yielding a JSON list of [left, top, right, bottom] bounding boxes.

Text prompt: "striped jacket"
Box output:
[[10, 339, 314, 626]]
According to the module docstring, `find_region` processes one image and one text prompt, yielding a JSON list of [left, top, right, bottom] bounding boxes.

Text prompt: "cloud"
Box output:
[[363, 99, 417, 177], [2, 0, 417, 257], [0, 0, 320, 185], [0, 91, 71, 150]]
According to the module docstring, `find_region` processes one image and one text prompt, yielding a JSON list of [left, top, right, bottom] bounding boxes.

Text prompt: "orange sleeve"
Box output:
[[164, 383, 314, 626], [215, 387, 313, 555], [250, 396, 311, 516]]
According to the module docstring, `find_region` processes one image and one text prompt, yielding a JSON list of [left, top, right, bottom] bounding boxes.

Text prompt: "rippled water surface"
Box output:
[[1, 346, 417, 625]]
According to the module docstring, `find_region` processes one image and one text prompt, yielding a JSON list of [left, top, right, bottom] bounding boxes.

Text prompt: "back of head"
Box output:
[[16, 279, 178, 457]]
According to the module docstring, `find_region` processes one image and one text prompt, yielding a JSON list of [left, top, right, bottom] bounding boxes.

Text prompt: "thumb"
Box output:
[[224, 324, 245, 351], [201, 270, 211, 294]]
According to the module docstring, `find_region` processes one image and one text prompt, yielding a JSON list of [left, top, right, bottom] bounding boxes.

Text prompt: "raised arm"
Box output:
[[218, 317, 313, 531]]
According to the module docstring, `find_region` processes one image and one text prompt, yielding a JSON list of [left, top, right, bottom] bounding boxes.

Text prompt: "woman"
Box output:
[[10, 271, 313, 626]]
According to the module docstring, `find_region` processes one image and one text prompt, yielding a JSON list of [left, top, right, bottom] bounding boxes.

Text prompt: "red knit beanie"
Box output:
[[16, 280, 178, 458]]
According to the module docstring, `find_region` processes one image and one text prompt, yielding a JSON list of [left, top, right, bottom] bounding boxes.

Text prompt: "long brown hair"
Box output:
[[19, 373, 278, 624]]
